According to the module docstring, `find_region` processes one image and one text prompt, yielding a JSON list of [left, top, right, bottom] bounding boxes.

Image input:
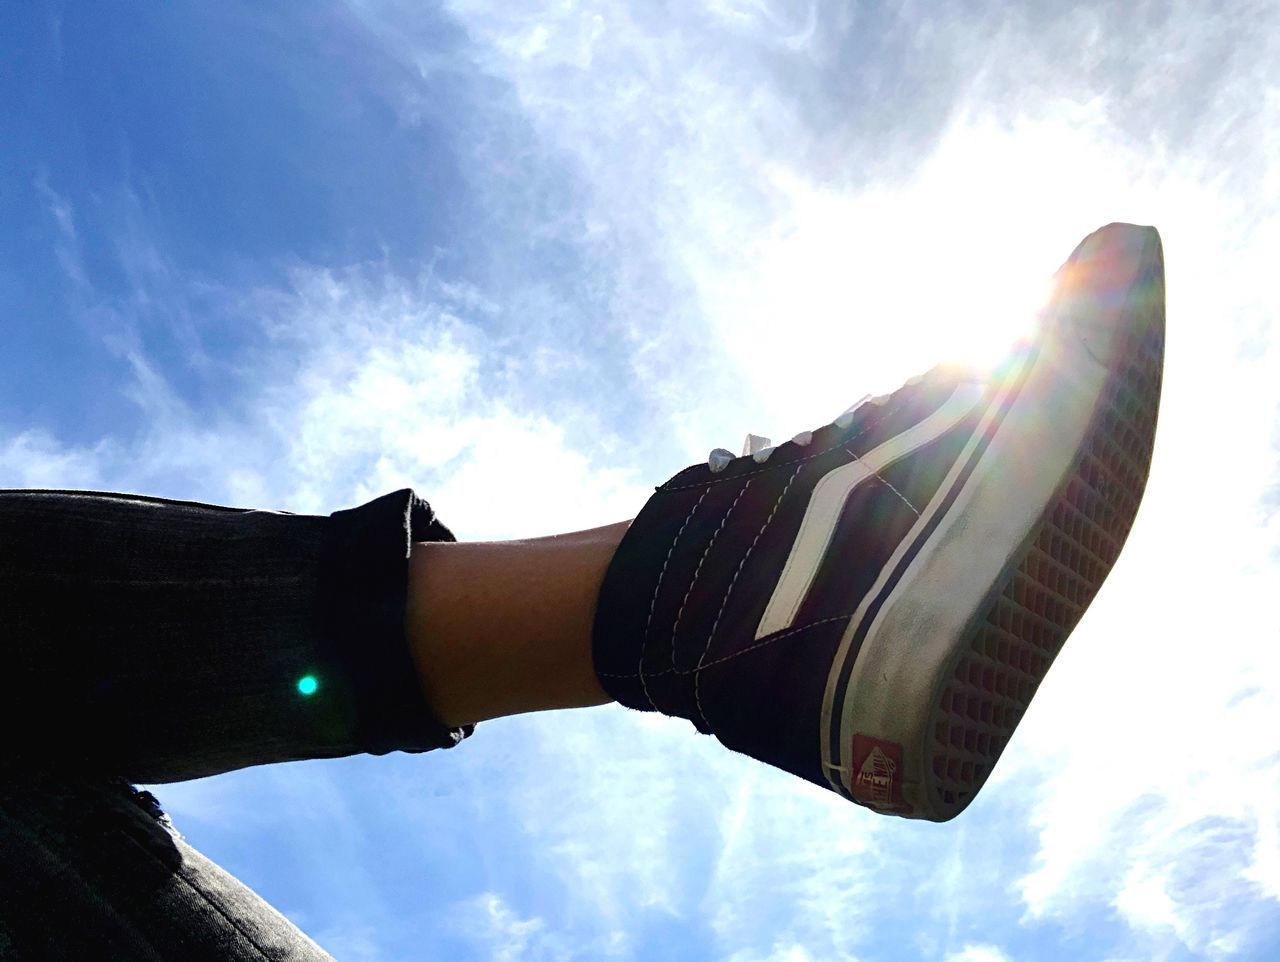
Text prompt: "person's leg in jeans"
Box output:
[[0, 487, 580, 960]]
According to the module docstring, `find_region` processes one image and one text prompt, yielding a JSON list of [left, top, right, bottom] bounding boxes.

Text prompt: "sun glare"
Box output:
[[928, 253, 1057, 372], [699, 115, 1124, 440], [737, 171, 1065, 413]]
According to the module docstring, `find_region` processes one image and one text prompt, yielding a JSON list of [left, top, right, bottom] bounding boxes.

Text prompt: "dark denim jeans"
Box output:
[[0, 488, 470, 959]]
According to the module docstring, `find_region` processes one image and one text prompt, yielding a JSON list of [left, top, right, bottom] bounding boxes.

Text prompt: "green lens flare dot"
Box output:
[[296, 674, 319, 696]]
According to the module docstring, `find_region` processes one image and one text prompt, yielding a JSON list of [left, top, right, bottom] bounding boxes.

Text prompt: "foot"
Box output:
[[592, 223, 1165, 821]]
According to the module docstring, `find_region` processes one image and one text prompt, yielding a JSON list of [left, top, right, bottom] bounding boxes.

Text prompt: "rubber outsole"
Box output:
[[820, 225, 1166, 821], [922, 250, 1165, 819]]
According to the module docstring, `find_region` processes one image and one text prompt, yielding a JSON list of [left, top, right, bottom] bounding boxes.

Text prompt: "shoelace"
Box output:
[[706, 395, 873, 473], [704, 371, 934, 474]]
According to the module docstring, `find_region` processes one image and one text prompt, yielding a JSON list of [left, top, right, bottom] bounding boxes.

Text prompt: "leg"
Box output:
[[0, 486, 464, 960], [1, 487, 466, 784], [0, 768, 334, 960], [406, 521, 628, 726]]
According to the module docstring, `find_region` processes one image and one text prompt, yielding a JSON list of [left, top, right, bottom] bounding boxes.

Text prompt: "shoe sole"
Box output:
[[819, 224, 1165, 821]]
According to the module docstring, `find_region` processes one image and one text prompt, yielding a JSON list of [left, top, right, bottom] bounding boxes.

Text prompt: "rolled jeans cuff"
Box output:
[[0, 485, 470, 784], [319, 488, 472, 756]]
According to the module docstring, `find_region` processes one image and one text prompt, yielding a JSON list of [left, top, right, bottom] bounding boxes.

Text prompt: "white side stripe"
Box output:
[[753, 383, 986, 640]]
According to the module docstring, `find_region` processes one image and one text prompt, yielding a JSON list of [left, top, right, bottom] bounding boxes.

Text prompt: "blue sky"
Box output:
[[3, 2, 1279, 960]]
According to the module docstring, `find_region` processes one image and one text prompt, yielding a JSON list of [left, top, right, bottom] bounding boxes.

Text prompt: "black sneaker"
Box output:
[[592, 223, 1165, 821]]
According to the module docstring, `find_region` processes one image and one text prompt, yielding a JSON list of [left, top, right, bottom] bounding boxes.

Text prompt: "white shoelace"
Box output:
[[706, 378, 925, 474], [705, 433, 799, 473]]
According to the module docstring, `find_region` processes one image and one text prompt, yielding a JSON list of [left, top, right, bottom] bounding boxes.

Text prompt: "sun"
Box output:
[[696, 117, 1125, 441], [914, 245, 1058, 373], [729, 171, 1064, 424]]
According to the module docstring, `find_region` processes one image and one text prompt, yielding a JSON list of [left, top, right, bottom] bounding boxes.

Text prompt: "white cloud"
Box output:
[[2, 261, 648, 538], [302, 920, 384, 962], [33, 169, 87, 289], [244, 264, 651, 533], [702, 770, 880, 961], [0, 430, 111, 489], [946, 945, 1013, 962], [451, 891, 628, 962], [1113, 865, 1186, 941], [722, 944, 823, 962], [494, 709, 701, 925], [458, 893, 551, 962]]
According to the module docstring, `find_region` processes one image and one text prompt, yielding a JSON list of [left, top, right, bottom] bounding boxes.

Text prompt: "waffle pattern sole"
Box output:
[[923, 294, 1165, 818]]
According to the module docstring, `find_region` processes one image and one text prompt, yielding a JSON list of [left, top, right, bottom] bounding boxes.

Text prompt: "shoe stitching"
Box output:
[[637, 487, 711, 711], [693, 463, 804, 731], [844, 448, 922, 517], [668, 478, 754, 674], [617, 387, 929, 707], [660, 394, 914, 493], [599, 612, 853, 680]]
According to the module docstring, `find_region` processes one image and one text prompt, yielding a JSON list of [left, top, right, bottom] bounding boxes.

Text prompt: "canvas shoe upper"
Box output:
[[592, 223, 1164, 821]]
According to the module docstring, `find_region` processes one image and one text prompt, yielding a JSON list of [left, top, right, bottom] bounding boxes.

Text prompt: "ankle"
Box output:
[[404, 522, 628, 726]]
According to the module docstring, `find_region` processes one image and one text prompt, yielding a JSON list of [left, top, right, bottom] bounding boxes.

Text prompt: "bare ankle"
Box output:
[[404, 522, 629, 726]]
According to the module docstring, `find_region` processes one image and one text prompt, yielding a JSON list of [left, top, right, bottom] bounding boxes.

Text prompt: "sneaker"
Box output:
[[592, 222, 1165, 821]]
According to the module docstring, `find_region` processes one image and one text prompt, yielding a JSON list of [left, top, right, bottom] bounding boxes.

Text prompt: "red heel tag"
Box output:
[[850, 734, 910, 813]]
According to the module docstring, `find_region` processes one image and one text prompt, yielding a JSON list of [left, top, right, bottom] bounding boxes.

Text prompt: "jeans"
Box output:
[[0, 487, 469, 959]]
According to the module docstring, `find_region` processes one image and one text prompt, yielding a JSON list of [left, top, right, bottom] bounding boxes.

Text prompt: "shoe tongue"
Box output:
[[742, 433, 773, 457]]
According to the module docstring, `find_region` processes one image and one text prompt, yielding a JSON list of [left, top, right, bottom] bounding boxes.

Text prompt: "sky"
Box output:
[[2, 1, 1279, 960]]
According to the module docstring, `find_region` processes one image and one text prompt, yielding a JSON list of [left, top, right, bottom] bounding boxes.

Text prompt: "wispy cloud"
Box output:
[[0, 429, 111, 489], [32, 170, 86, 289], [2, 249, 649, 534], [946, 945, 1013, 962], [461, 892, 550, 962], [449, 890, 624, 962]]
